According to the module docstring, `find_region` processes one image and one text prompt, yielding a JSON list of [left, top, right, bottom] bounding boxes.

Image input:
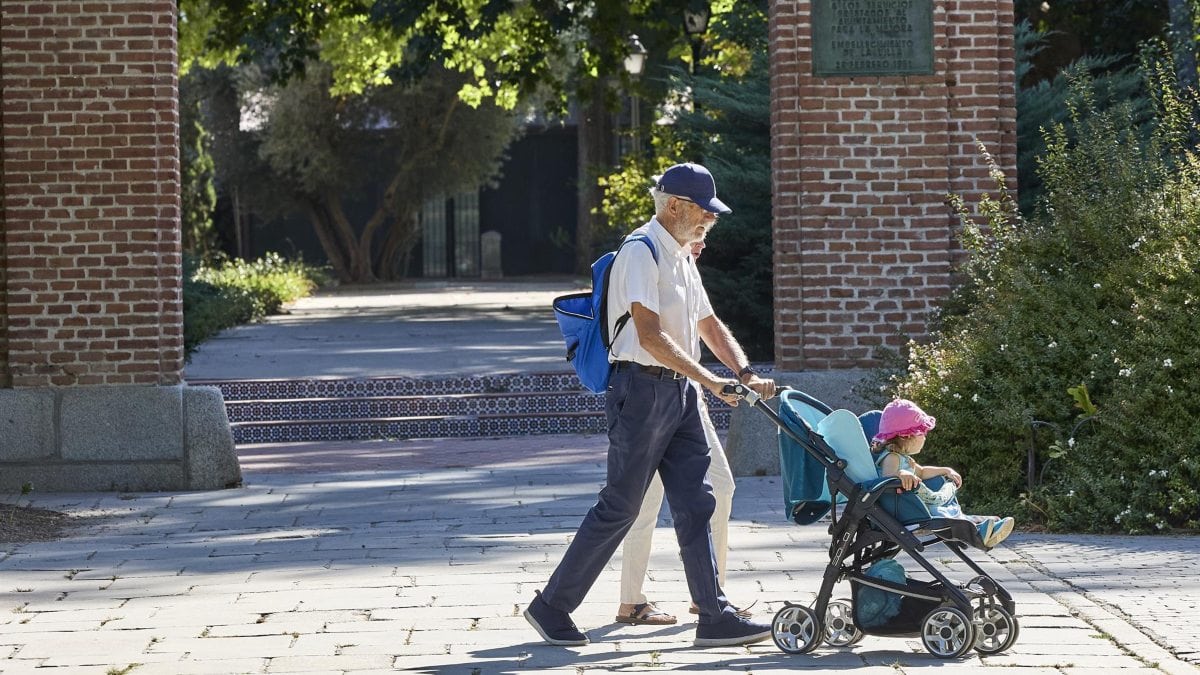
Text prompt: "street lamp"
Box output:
[[683, 4, 710, 74], [623, 34, 647, 156], [624, 33, 647, 78]]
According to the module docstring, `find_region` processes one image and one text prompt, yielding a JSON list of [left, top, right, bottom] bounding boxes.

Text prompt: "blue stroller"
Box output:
[[728, 385, 1019, 659]]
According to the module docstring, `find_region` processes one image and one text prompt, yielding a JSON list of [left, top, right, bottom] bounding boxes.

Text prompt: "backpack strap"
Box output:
[[601, 234, 658, 351]]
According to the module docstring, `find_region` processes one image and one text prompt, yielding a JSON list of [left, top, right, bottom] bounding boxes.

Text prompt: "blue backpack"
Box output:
[[552, 234, 658, 393]]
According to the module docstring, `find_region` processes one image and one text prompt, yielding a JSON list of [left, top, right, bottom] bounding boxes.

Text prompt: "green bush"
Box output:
[[183, 253, 328, 358], [888, 58, 1200, 533]]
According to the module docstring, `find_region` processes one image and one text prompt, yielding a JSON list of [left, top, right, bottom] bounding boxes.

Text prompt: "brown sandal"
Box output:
[[615, 602, 678, 625]]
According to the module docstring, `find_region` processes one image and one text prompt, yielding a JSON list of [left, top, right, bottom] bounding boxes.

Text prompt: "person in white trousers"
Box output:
[[613, 238, 749, 626]]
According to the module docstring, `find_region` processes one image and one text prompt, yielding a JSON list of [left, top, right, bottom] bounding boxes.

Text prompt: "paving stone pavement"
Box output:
[[2, 434, 1198, 674]]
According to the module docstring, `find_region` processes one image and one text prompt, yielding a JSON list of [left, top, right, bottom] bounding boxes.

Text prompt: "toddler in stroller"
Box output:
[[871, 398, 1015, 549], [725, 384, 1020, 659]]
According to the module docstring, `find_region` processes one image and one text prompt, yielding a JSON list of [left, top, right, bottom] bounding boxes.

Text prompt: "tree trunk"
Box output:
[[326, 193, 376, 283], [379, 209, 420, 280], [575, 79, 614, 274], [304, 201, 352, 283]]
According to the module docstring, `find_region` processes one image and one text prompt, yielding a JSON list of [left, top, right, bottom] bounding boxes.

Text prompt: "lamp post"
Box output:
[[623, 34, 647, 156], [683, 4, 710, 75]]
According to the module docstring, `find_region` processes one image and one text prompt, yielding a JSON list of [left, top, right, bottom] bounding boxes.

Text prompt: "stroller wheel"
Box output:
[[973, 604, 1019, 654], [772, 604, 821, 654], [920, 606, 977, 659], [822, 599, 864, 647]]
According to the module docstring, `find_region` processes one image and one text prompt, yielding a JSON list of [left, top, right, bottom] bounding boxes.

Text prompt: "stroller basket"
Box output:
[[850, 576, 943, 636]]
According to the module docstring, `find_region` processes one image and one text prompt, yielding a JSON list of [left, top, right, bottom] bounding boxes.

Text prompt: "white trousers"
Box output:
[[619, 388, 736, 605]]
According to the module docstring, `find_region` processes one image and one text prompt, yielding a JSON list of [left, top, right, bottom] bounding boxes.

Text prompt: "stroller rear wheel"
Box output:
[[920, 606, 977, 659], [822, 599, 864, 647], [973, 604, 1019, 654], [772, 604, 821, 654]]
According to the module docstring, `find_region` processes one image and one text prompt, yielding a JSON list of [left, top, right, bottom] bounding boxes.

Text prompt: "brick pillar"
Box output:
[[1, 0, 183, 387], [769, 0, 1017, 370], [0, 2, 238, 492]]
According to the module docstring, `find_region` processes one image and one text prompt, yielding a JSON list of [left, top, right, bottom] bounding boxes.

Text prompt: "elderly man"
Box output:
[[524, 163, 777, 647]]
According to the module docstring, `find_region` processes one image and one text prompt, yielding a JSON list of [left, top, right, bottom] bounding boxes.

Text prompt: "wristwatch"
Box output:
[[737, 365, 757, 380]]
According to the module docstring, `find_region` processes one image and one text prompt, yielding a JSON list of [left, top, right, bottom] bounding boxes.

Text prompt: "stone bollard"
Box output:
[[481, 230, 503, 279]]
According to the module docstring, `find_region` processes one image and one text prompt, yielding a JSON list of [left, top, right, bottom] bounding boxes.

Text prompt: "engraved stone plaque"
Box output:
[[812, 0, 934, 77]]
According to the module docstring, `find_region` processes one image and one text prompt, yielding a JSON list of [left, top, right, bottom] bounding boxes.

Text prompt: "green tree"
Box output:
[[180, 72, 219, 261], [1015, 21, 1151, 214], [597, 2, 773, 359], [180, 0, 733, 273], [242, 62, 521, 282]]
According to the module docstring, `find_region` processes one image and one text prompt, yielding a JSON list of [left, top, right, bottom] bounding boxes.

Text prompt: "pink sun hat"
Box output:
[[873, 399, 937, 443]]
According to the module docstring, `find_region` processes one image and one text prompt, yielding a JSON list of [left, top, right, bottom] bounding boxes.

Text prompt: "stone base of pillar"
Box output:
[[723, 369, 874, 477], [0, 385, 241, 492]]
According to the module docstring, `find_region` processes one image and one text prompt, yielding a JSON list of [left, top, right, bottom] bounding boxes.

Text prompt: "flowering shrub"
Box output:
[[889, 62, 1200, 533]]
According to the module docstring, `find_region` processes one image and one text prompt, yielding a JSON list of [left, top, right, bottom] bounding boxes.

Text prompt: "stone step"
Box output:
[[223, 391, 605, 423], [196, 370, 746, 444], [189, 372, 584, 401], [230, 408, 732, 445]]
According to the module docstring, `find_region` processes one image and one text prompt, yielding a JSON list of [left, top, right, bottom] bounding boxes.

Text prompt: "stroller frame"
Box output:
[[729, 385, 1019, 659]]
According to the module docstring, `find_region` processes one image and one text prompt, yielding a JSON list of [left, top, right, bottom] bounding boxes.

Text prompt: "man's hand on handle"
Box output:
[[740, 374, 777, 401], [705, 377, 743, 406]]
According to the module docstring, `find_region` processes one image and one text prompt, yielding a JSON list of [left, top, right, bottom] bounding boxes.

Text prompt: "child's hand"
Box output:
[[896, 470, 920, 491], [943, 468, 962, 487]]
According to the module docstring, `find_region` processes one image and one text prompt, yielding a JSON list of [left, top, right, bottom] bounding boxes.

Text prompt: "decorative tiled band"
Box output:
[[199, 365, 771, 443]]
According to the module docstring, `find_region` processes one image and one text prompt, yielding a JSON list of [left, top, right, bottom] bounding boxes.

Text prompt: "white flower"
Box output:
[[1093, 283, 1101, 289], [1119, 368, 1132, 377], [972, 393, 980, 403], [1000, 344, 1007, 351], [953, 393, 961, 399], [1111, 319, 1119, 326], [1067, 437, 1076, 448], [1067, 490, 1076, 497], [1167, 386, 1174, 394], [1048, 341, 1058, 348], [1163, 359, 1173, 368]]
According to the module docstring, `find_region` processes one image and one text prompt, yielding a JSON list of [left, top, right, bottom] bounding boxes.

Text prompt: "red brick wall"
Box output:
[[770, 1, 1017, 370], [1, 0, 182, 387]]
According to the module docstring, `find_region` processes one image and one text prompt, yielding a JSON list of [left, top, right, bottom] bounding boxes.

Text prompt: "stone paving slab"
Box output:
[[2, 434, 1198, 674]]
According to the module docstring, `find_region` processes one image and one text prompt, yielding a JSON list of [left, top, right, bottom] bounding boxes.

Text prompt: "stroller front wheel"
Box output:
[[772, 604, 821, 654], [920, 606, 977, 659], [822, 599, 864, 647], [973, 604, 1019, 654]]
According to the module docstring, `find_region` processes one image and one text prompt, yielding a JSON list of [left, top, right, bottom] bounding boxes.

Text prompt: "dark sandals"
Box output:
[[615, 602, 678, 625]]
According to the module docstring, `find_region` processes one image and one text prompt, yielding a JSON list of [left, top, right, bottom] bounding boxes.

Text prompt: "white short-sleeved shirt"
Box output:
[[607, 218, 714, 366]]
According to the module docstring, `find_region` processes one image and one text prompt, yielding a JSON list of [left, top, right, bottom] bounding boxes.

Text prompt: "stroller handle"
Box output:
[[720, 383, 791, 407], [721, 382, 759, 405]]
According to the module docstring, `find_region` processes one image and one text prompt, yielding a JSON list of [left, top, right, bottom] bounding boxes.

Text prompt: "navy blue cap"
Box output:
[[654, 163, 732, 215]]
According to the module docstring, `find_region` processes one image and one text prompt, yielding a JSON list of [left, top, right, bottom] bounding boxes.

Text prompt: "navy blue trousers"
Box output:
[[540, 367, 730, 623]]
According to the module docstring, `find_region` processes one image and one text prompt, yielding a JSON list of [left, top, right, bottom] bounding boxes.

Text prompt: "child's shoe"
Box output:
[[983, 517, 1015, 548], [974, 514, 1003, 547], [979, 514, 1017, 547]]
